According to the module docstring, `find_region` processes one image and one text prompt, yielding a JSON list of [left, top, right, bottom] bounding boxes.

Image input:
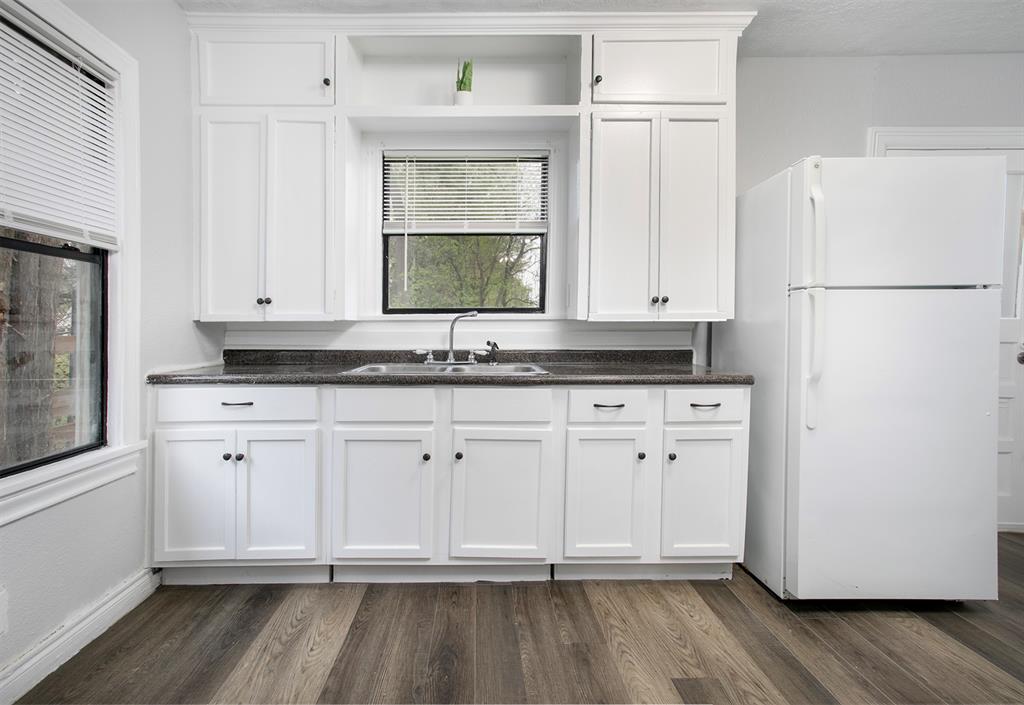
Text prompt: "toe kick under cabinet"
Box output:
[[150, 385, 750, 571]]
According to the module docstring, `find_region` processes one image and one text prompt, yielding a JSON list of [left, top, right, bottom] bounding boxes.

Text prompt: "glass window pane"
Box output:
[[386, 234, 544, 312], [0, 230, 105, 475]]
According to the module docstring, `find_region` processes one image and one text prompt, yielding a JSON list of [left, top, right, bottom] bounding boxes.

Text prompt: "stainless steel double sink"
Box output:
[[344, 363, 548, 376]]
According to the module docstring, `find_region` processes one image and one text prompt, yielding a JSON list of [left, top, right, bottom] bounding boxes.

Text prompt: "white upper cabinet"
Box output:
[[592, 33, 730, 104], [589, 111, 733, 321], [199, 112, 335, 322], [197, 31, 336, 106]]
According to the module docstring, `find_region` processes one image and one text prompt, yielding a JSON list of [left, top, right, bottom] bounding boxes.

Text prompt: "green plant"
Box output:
[[456, 59, 473, 92]]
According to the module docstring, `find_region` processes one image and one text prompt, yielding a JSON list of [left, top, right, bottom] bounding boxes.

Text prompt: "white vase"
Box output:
[[454, 90, 473, 106]]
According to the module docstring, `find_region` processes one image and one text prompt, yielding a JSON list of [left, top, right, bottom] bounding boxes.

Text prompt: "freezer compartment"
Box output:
[[785, 287, 1000, 599], [789, 156, 1005, 289]]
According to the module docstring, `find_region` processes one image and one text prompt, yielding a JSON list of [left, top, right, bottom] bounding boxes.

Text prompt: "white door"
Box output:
[[235, 429, 317, 559], [450, 428, 553, 559], [661, 427, 744, 558], [659, 112, 732, 320], [265, 114, 334, 321], [786, 287, 1000, 599], [153, 429, 236, 562], [878, 144, 1024, 531], [564, 428, 646, 558], [591, 33, 726, 104], [200, 115, 265, 321], [792, 156, 1005, 289], [197, 31, 335, 106], [332, 429, 434, 558], [589, 113, 660, 321]]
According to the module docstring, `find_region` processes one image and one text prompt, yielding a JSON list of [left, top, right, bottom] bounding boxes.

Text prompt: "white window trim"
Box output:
[[357, 131, 569, 320], [0, 0, 142, 512]]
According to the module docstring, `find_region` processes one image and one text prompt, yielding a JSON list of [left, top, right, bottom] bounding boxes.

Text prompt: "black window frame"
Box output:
[[380, 151, 550, 315], [0, 233, 108, 479]]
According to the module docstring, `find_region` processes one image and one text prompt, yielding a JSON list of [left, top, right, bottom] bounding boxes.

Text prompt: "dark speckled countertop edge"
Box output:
[[146, 349, 754, 386]]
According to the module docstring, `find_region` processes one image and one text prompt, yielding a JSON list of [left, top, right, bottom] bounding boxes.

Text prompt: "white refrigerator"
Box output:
[[715, 156, 1006, 600]]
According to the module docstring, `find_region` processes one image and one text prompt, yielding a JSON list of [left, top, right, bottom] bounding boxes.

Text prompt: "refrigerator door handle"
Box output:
[[808, 158, 826, 286], [805, 288, 826, 429]]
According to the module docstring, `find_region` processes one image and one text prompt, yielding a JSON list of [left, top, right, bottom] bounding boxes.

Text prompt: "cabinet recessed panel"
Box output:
[[660, 117, 721, 318], [450, 429, 550, 558], [593, 35, 722, 104], [565, 430, 644, 557], [662, 428, 742, 558], [201, 118, 263, 321], [154, 430, 235, 562], [266, 116, 333, 319], [589, 115, 659, 320], [236, 430, 317, 559], [333, 431, 434, 558]]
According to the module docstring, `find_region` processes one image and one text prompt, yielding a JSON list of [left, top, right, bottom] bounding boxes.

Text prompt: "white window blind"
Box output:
[[382, 151, 549, 234], [0, 18, 118, 248]]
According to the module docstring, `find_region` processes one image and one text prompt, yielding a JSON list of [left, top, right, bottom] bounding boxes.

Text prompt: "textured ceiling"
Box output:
[[174, 0, 1024, 57]]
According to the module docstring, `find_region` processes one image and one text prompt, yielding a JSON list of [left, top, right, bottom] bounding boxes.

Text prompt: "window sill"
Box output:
[[0, 442, 147, 527]]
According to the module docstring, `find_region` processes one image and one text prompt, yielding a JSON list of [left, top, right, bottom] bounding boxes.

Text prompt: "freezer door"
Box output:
[[790, 157, 1005, 288], [785, 287, 999, 599]]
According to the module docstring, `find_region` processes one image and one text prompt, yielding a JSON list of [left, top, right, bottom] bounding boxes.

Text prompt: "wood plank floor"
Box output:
[[20, 534, 1024, 704]]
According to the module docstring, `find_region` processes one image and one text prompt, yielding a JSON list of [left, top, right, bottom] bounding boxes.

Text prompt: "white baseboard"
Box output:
[[161, 566, 330, 585], [332, 564, 550, 583], [999, 523, 1024, 533], [554, 563, 733, 580], [0, 569, 159, 704]]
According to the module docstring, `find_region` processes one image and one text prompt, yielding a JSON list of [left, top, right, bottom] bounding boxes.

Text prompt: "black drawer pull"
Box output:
[[221, 401, 254, 407], [690, 403, 722, 409], [593, 403, 626, 409], [222, 452, 232, 461]]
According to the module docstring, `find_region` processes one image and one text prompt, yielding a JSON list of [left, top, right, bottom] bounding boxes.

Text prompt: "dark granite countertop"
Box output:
[[146, 349, 754, 386]]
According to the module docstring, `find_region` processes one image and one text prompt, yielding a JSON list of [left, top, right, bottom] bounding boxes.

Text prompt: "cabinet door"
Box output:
[[589, 113, 660, 321], [332, 429, 434, 558], [658, 113, 732, 321], [199, 115, 265, 321], [197, 31, 335, 106], [265, 114, 335, 320], [564, 428, 645, 558], [592, 33, 726, 104], [154, 429, 236, 562], [662, 427, 744, 558], [235, 429, 318, 559], [450, 428, 553, 559]]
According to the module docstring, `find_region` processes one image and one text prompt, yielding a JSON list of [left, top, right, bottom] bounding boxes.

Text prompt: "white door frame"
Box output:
[[868, 126, 1024, 531]]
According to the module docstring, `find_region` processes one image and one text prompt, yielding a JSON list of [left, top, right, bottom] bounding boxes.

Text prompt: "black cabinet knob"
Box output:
[[264, 297, 272, 305], [323, 77, 331, 86], [668, 452, 677, 461], [422, 453, 431, 461], [661, 296, 669, 304], [637, 452, 646, 460], [256, 297, 265, 305], [235, 452, 245, 461], [594, 74, 603, 83], [222, 452, 232, 461], [455, 451, 463, 460], [651, 296, 659, 304]]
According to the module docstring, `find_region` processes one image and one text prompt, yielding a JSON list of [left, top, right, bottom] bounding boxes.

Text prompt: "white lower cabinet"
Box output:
[[153, 426, 317, 563], [450, 427, 554, 559], [564, 428, 646, 557], [332, 429, 434, 558], [661, 427, 745, 558]]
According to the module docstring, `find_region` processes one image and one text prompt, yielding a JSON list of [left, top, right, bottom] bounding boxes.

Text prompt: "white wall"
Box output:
[[64, 0, 223, 373], [737, 52, 1024, 192]]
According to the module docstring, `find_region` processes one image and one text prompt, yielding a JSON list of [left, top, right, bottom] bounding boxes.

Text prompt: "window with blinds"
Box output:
[[0, 18, 118, 248], [382, 152, 549, 313]]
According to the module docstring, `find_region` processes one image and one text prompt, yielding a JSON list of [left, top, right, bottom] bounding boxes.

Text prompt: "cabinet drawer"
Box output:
[[156, 387, 318, 423], [335, 388, 435, 423], [568, 389, 648, 423], [452, 388, 552, 423], [665, 388, 745, 424]]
